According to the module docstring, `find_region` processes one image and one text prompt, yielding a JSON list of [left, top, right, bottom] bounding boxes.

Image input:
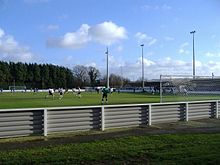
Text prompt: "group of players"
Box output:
[[45, 87, 81, 100], [45, 86, 110, 104]]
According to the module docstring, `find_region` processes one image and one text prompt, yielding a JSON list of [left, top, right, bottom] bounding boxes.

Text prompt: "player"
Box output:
[[76, 87, 81, 98], [45, 88, 55, 99], [183, 88, 188, 96], [101, 86, 109, 104], [58, 88, 65, 100]]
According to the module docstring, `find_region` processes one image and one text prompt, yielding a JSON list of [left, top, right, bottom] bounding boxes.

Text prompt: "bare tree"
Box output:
[[72, 65, 89, 87], [88, 66, 100, 87]]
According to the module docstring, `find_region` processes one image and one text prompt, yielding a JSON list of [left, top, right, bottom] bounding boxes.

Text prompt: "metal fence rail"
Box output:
[[0, 100, 219, 138]]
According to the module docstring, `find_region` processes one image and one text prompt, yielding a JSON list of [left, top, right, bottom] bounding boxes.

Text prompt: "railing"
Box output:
[[0, 100, 219, 138]]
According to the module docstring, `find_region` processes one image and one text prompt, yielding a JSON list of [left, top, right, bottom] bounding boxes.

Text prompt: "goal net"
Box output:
[[9, 86, 27, 92], [160, 75, 220, 103]]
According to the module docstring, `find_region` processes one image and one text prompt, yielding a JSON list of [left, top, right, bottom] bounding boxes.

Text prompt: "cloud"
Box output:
[[47, 21, 127, 49], [97, 53, 220, 80], [116, 45, 123, 52], [141, 4, 172, 11], [0, 28, 4, 37], [47, 24, 90, 49], [89, 21, 127, 45], [179, 42, 190, 55], [0, 27, 35, 62], [39, 24, 59, 31], [164, 36, 174, 41], [46, 24, 59, 31], [135, 32, 157, 47], [205, 52, 220, 57]]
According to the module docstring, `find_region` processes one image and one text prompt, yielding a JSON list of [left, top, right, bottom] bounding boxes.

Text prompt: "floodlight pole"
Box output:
[[190, 30, 196, 78], [140, 44, 144, 91], [105, 47, 109, 88]]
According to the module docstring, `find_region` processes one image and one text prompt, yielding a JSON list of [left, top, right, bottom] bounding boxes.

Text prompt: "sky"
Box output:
[[0, 0, 220, 80]]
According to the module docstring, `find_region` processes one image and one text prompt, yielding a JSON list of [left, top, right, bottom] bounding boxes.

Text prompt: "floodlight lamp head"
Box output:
[[190, 30, 196, 34], [140, 44, 144, 47]]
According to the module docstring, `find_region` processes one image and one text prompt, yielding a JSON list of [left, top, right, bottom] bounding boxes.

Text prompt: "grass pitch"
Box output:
[[0, 92, 160, 109], [0, 91, 219, 109]]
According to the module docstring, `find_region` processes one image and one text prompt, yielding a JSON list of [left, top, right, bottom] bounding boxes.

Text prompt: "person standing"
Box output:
[[58, 88, 65, 100], [101, 86, 109, 104], [76, 87, 81, 98], [45, 88, 55, 99]]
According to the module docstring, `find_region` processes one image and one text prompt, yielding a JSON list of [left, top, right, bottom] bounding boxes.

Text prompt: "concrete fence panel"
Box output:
[[0, 110, 44, 138], [104, 105, 148, 129], [47, 107, 101, 134], [151, 103, 185, 123], [188, 102, 215, 120]]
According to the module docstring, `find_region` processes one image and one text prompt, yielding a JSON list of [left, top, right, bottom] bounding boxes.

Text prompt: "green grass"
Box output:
[[0, 92, 158, 109], [0, 92, 219, 109], [0, 133, 220, 164]]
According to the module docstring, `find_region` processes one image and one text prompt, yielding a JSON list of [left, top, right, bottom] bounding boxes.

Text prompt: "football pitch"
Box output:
[[0, 92, 220, 109]]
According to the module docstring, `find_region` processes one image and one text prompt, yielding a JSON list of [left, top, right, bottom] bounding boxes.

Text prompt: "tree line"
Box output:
[[0, 61, 75, 89], [0, 61, 130, 89]]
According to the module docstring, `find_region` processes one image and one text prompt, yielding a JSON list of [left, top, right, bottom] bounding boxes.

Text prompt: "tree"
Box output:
[[72, 65, 89, 87], [0, 61, 76, 89], [88, 66, 100, 87], [32, 63, 41, 87], [109, 73, 123, 88]]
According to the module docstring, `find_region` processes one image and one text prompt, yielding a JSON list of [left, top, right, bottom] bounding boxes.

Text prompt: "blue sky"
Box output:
[[0, 0, 220, 80]]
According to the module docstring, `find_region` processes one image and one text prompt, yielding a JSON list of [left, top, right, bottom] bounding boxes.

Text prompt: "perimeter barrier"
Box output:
[[0, 100, 219, 138]]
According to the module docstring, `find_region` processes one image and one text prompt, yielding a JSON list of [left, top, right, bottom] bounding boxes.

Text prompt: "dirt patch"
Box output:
[[0, 118, 220, 151]]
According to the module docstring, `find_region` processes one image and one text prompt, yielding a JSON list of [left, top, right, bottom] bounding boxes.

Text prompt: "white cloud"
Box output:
[[136, 57, 156, 67], [98, 54, 220, 80], [141, 4, 172, 11], [47, 24, 90, 49], [179, 42, 190, 55], [86, 62, 97, 68], [47, 24, 59, 31], [0, 27, 35, 62], [180, 42, 189, 48], [116, 45, 123, 52], [148, 38, 157, 46], [205, 52, 220, 57], [164, 36, 174, 41], [0, 28, 5, 37], [47, 21, 127, 49], [39, 24, 59, 31], [135, 32, 157, 47], [89, 21, 127, 45]]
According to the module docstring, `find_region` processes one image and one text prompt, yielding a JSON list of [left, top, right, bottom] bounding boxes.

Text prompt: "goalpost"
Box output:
[[160, 75, 220, 103], [9, 86, 27, 92]]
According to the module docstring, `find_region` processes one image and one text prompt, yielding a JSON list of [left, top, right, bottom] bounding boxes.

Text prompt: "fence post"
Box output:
[[148, 104, 152, 126], [44, 109, 48, 136], [101, 106, 105, 131], [216, 101, 218, 119], [185, 102, 189, 122]]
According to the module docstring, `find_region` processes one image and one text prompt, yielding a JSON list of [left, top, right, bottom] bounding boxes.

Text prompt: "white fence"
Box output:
[[0, 100, 219, 138]]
